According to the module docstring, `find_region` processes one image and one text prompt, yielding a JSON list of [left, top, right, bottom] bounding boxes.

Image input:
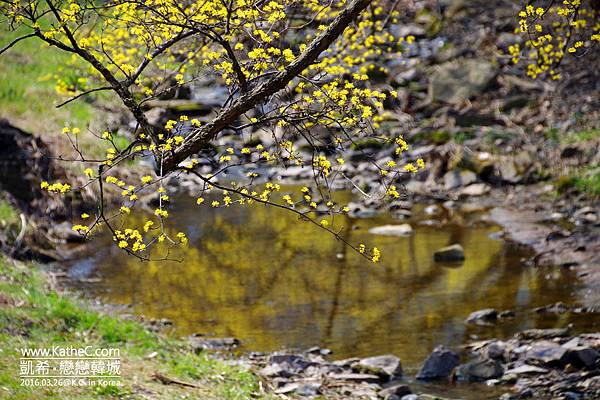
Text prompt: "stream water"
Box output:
[[65, 190, 598, 396]]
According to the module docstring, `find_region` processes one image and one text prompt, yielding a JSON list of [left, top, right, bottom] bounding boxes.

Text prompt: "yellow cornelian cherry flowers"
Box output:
[[4, 0, 442, 263], [512, 1, 599, 80]]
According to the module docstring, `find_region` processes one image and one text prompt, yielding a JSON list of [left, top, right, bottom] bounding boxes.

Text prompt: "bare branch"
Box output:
[[55, 86, 112, 108], [0, 32, 36, 56]]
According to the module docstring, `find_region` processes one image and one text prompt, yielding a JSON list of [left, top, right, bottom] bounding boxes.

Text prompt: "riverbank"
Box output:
[[0, 256, 271, 399]]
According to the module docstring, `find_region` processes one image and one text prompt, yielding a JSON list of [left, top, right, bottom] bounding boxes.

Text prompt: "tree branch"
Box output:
[[162, 0, 371, 171], [0, 32, 36, 56], [55, 85, 112, 108]]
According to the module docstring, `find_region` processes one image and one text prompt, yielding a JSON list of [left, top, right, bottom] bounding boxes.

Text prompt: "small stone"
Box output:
[[424, 204, 441, 215], [378, 383, 412, 398], [355, 355, 403, 379], [416, 346, 459, 380], [189, 337, 240, 352], [503, 364, 548, 376], [456, 358, 504, 381], [328, 373, 380, 383], [459, 183, 490, 197], [295, 382, 322, 396], [466, 308, 498, 325], [516, 327, 571, 340], [369, 224, 413, 236], [434, 244, 465, 262]]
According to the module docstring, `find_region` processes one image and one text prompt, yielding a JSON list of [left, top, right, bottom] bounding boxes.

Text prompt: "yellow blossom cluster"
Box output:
[[512, 0, 600, 79]]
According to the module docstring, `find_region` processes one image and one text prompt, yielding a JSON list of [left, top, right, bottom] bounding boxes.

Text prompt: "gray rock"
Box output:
[[482, 340, 507, 360], [503, 364, 548, 376], [189, 337, 240, 352], [416, 346, 459, 380], [443, 169, 477, 190], [516, 327, 571, 340], [378, 383, 412, 398], [562, 346, 600, 369], [429, 59, 497, 104], [328, 373, 380, 383], [459, 183, 490, 196], [50, 221, 87, 243], [369, 224, 413, 236], [433, 244, 465, 262], [456, 358, 504, 381], [401, 395, 418, 400], [525, 341, 567, 366], [466, 308, 498, 325], [355, 355, 403, 379], [295, 382, 322, 396], [424, 204, 442, 215], [259, 354, 317, 377]]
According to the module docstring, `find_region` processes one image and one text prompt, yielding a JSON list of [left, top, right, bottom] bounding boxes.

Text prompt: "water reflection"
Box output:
[[68, 193, 590, 369]]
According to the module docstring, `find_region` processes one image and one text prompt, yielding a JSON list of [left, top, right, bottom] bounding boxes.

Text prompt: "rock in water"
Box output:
[[378, 383, 412, 398], [465, 308, 498, 325], [433, 244, 465, 262], [456, 358, 504, 381], [416, 346, 460, 380], [368, 224, 413, 236], [355, 355, 403, 379]]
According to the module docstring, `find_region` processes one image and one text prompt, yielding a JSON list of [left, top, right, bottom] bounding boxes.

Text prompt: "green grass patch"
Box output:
[[0, 28, 95, 135], [0, 258, 270, 400], [0, 199, 19, 226], [556, 165, 600, 198]]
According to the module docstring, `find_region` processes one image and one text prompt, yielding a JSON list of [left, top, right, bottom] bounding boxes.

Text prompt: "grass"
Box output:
[[556, 165, 600, 198], [0, 199, 18, 226], [0, 257, 270, 400], [0, 28, 95, 136]]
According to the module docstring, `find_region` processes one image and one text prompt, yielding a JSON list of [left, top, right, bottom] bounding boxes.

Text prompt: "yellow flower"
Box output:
[[372, 247, 381, 263]]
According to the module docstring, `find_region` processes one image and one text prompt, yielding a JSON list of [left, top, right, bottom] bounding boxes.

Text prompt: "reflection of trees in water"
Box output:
[[78, 199, 582, 364]]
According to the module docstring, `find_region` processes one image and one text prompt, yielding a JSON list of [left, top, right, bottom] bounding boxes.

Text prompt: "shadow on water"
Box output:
[[66, 190, 598, 397]]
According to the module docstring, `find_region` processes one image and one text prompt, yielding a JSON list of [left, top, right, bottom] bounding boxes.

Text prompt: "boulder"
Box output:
[[354, 355, 403, 379], [456, 358, 504, 381], [429, 59, 497, 104], [433, 244, 465, 262], [369, 224, 413, 236], [416, 346, 459, 380]]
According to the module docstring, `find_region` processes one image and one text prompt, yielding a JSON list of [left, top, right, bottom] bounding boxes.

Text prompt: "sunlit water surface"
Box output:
[[66, 191, 598, 396]]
